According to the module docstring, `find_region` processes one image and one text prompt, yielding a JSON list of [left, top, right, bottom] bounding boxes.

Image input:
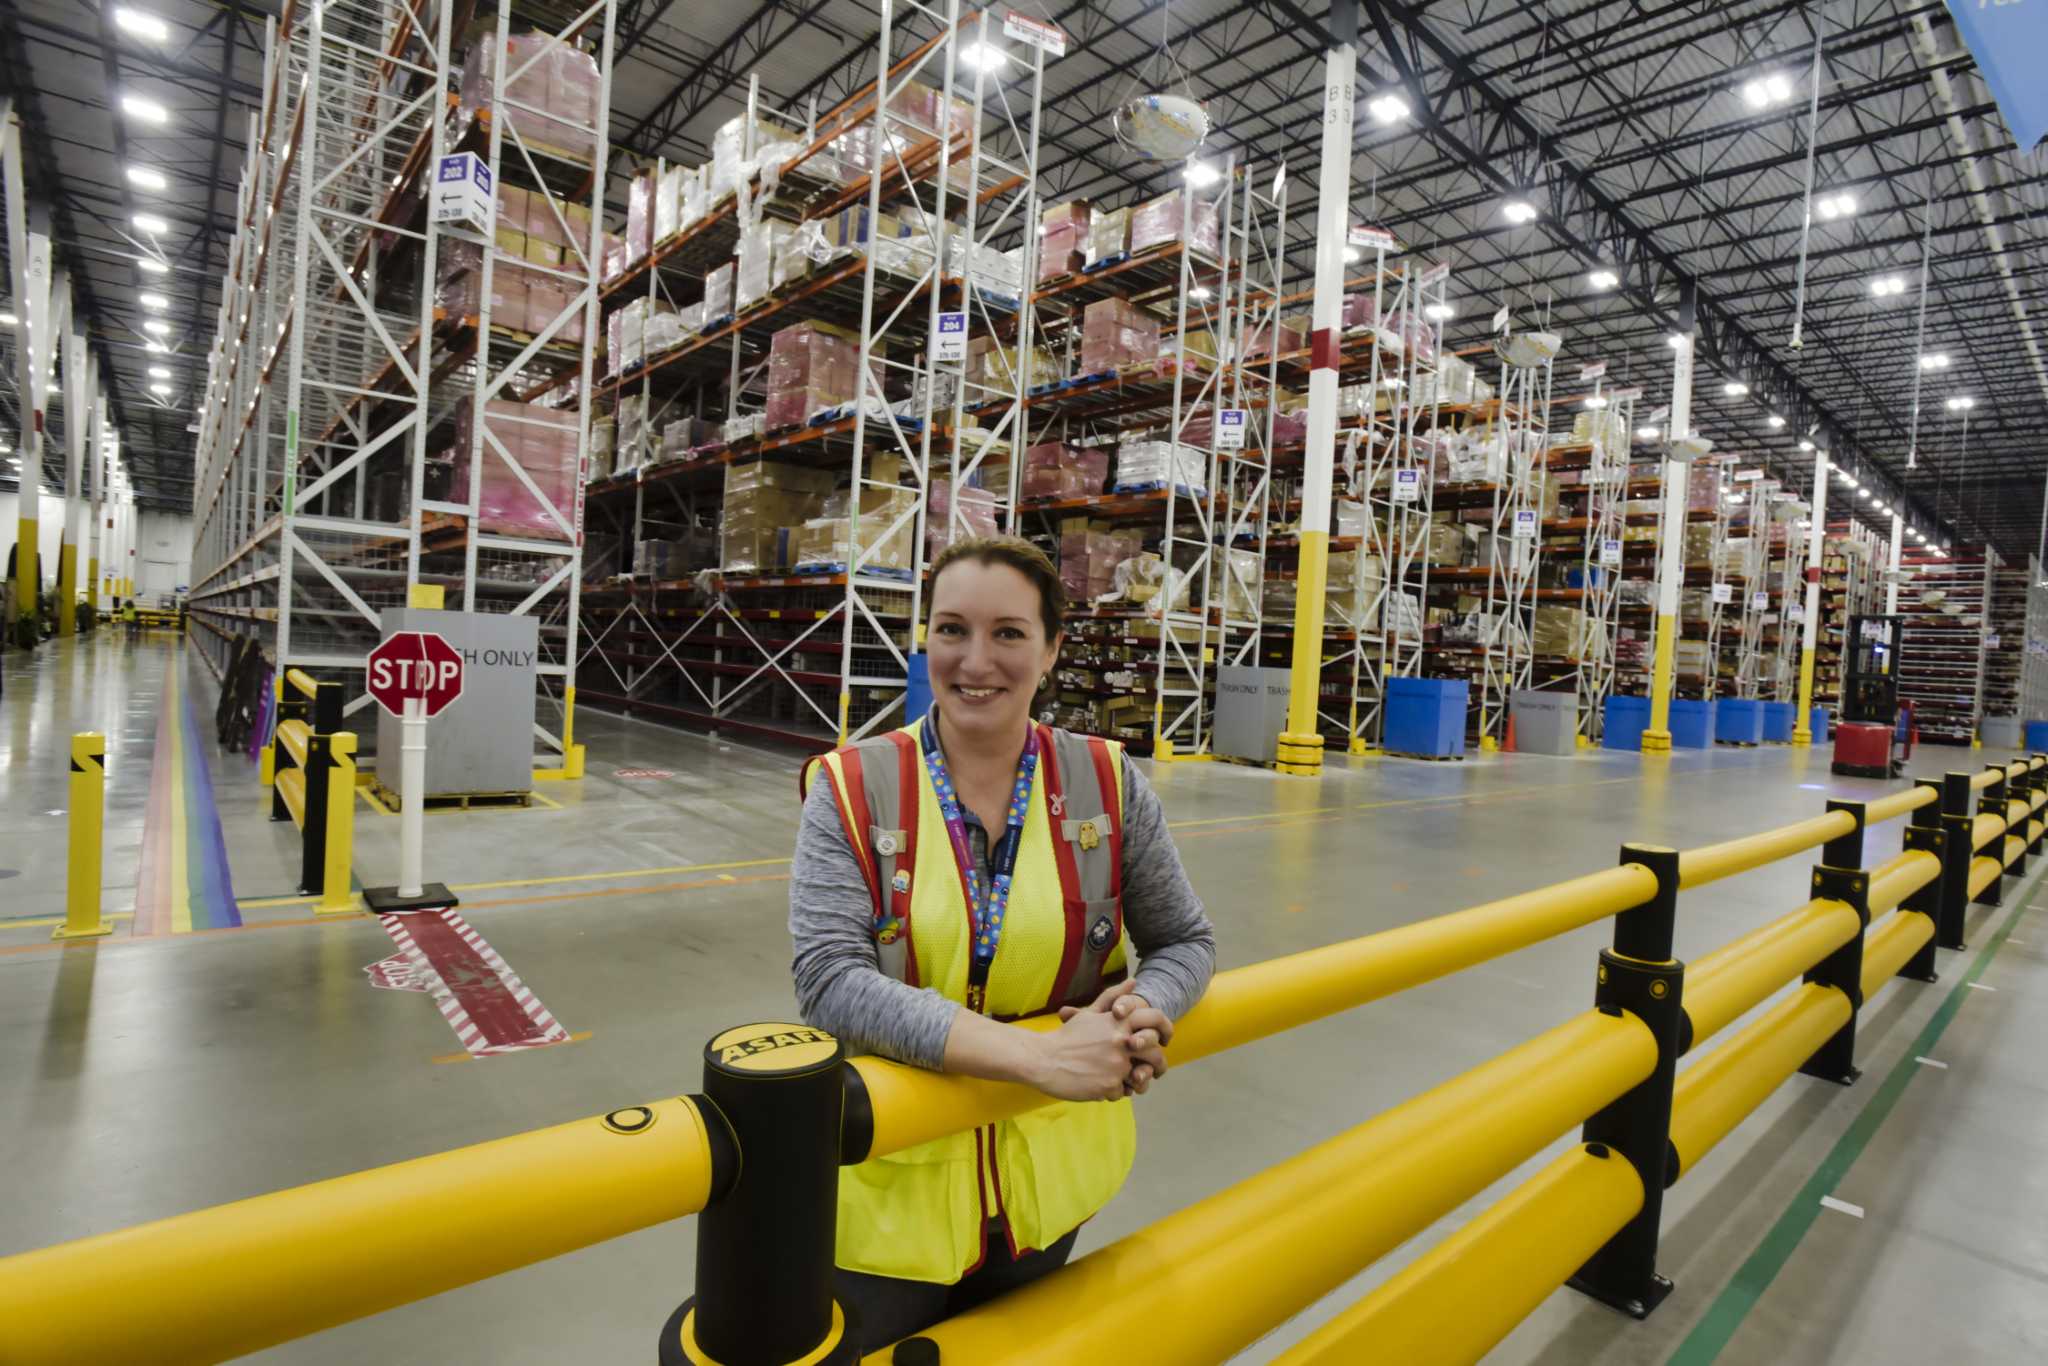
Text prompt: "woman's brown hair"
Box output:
[[928, 533, 1066, 644]]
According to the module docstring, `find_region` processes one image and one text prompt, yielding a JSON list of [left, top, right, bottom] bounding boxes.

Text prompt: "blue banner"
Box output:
[[1945, 0, 2048, 151]]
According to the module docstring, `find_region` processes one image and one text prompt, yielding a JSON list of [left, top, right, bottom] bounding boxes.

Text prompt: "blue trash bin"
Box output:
[[1603, 694, 1650, 750], [1386, 677, 1468, 757], [1715, 698, 1763, 745], [1810, 708, 1831, 742], [2025, 719, 2048, 753], [1671, 698, 1716, 748], [1761, 701, 1796, 742]]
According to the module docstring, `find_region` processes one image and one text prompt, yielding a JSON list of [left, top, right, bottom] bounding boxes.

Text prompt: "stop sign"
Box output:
[[366, 631, 465, 718]]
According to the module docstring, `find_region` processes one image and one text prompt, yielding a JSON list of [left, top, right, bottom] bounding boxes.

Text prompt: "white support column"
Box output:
[[58, 312, 88, 635], [1644, 329, 1697, 750], [1279, 5, 1356, 777], [1886, 512, 1903, 613], [1794, 450, 1828, 743], [87, 393, 105, 613]]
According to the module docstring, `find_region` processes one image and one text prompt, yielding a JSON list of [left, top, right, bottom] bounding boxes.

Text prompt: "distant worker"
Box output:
[[792, 534, 1215, 1351], [120, 599, 139, 639]]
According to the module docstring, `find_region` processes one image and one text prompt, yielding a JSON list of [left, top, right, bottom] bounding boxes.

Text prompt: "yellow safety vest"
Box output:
[[810, 717, 1136, 1283]]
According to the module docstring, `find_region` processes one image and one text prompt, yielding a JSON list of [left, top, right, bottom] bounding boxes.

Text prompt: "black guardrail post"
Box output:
[[1900, 780, 1945, 983], [662, 1023, 859, 1366], [1568, 843, 1684, 1320], [301, 733, 331, 897], [1800, 800, 1868, 1085], [1976, 765, 2006, 908], [1938, 772, 1973, 949]]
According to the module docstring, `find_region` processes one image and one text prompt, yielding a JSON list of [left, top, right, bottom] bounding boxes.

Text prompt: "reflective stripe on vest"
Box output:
[[814, 717, 1136, 1282]]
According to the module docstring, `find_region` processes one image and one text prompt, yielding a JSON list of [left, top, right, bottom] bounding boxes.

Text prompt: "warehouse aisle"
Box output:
[[3, 644, 2044, 1363]]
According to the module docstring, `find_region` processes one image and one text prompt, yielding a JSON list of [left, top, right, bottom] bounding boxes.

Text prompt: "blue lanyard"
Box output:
[[921, 712, 1039, 1013]]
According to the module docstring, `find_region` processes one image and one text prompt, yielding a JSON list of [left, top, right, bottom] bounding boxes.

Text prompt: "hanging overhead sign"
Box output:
[[1579, 361, 1608, 382], [1612, 386, 1644, 402], [1003, 11, 1068, 56], [1348, 225, 1398, 252], [1418, 261, 1451, 286]]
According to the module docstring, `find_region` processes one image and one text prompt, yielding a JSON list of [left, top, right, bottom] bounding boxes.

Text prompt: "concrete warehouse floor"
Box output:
[[3, 632, 2045, 1364]]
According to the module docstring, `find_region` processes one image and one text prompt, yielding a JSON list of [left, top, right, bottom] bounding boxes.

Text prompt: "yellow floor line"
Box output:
[[236, 854, 794, 909], [0, 913, 137, 934]]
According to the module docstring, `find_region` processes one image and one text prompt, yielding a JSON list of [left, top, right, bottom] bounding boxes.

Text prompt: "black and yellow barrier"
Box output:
[[3, 756, 2045, 1366], [268, 673, 356, 914], [56, 734, 112, 941]]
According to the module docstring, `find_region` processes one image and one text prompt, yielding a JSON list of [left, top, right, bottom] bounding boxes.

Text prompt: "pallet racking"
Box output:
[[188, 0, 613, 779], [1894, 544, 1991, 744]]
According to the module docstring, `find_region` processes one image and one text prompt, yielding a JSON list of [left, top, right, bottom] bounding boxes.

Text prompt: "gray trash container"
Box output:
[[1981, 715, 2022, 748], [1510, 689, 1578, 756]]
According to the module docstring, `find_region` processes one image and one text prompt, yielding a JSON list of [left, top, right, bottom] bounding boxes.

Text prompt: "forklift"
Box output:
[[1831, 613, 1912, 777]]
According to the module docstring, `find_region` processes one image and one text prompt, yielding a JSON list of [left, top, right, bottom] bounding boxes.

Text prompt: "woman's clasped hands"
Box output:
[[1032, 979, 1174, 1102]]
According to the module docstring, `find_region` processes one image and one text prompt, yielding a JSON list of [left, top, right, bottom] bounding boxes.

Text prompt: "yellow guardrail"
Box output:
[[3, 755, 2043, 1366], [266, 677, 356, 916]]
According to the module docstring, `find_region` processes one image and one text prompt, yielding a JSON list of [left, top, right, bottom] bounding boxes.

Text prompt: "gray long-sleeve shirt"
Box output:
[[790, 754, 1215, 1069]]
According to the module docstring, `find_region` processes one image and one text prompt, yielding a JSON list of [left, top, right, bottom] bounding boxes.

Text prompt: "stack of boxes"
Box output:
[[459, 34, 603, 163], [1087, 207, 1129, 265], [1128, 190, 1222, 258], [1114, 440, 1208, 495], [721, 461, 835, 575], [794, 484, 918, 574], [1058, 523, 1144, 605], [765, 322, 859, 432], [1039, 201, 1090, 282], [1021, 443, 1109, 501], [438, 184, 590, 341], [927, 479, 999, 555], [1080, 298, 1159, 375], [450, 400, 580, 541]]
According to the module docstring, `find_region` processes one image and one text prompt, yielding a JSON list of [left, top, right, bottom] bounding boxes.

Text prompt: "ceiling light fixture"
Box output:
[[1767, 414, 1786, 429], [960, 42, 1008, 71], [1583, 395, 1609, 410], [1424, 302, 1454, 321], [1343, 246, 1362, 264], [142, 319, 171, 335], [1502, 199, 1538, 225], [1799, 438, 1816, 451], [150, 382, 172, 396], [148, 365, 172, 379], [1587, 268, 1619, 290], [0, 310, 16, 326], [1666, 333, 1686, 348], [1189, 285, 1211, 301], [120, 94, 169, 125], [132, 213, 170, 235], [1816, 192, 1857, 220], [1946, 395, 1976, 411], [114, 9, 171, 43], [139, 291, 169, 310], [1184, 161, 1221, 188], [1723, 380, 1750, 396], [1741, 73, 1795, 108], [1368, 94, 1410, 125], [138, 257, 169, 275], [126, 165, 168, 191], [1920, 352, 1951, 370], [1869, 275, 1907, 298], [1637, 426, 1661, 440], [1859, 488, 1872, 499]]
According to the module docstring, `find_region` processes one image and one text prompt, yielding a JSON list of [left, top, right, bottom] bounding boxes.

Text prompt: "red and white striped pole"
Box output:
[[1278, 0, 1357, 777]]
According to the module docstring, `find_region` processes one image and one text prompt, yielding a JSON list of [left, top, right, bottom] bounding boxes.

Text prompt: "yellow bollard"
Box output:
[[57, 734, 113, 940]]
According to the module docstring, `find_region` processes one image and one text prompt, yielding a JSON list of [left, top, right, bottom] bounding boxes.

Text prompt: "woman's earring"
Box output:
[[1039, 673, 1050, 691]]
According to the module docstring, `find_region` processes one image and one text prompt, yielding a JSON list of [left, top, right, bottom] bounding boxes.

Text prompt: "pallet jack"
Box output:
[[1831, 613, 1912, 777]]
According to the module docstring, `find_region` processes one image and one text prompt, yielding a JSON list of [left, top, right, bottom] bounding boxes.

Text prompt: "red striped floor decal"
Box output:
[[378, 910, 570, 1057]]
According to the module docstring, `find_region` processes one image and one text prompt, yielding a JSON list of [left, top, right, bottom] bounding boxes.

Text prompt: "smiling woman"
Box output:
[[789, 533, 1216, 1352]]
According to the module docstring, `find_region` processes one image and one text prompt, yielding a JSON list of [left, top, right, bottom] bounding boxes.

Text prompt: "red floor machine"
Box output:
[[1832, 613, 1911, 777]]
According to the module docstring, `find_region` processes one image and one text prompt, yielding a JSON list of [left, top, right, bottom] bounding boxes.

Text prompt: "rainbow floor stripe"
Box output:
[[133, 653, 242, 935]]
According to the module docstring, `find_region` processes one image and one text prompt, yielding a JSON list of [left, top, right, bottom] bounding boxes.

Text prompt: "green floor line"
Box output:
[[1666, 870, 2043, 1365]]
